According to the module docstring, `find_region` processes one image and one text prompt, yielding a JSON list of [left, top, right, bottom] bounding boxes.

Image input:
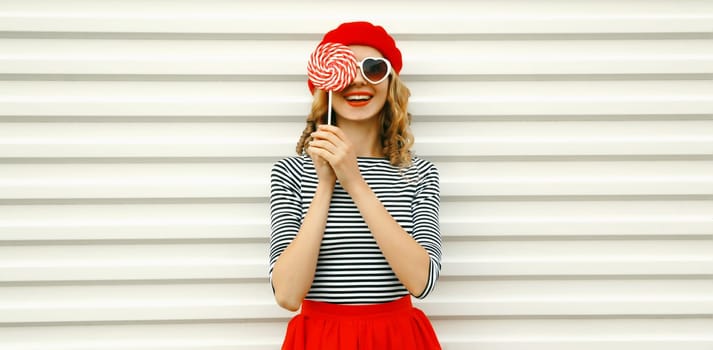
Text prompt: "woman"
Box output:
[[269, 21, 442, 350]]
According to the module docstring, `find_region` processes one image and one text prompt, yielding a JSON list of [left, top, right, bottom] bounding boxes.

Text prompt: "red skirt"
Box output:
[[281, 295, 441, 350]]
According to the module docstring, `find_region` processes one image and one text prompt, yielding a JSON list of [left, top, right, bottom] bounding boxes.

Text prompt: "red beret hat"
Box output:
[[308, 21, 402, 93]]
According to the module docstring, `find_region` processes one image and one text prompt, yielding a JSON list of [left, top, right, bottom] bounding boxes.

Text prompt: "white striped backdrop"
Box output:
[[0, 1, 712, 349]]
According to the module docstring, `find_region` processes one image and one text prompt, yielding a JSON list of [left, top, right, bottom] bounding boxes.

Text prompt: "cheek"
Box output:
[[373, 86, 389, 105]]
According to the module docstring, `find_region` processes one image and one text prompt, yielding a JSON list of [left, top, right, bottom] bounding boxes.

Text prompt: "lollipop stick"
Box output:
[[327, 90, 333, 125]]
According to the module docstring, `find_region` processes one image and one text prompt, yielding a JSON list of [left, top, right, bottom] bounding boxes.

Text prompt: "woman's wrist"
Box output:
[[316, 177, 336, 192], [341, 175, 369, 199]]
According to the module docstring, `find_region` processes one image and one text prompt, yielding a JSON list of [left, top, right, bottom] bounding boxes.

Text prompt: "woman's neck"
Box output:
[[336, 117, 384, 158]]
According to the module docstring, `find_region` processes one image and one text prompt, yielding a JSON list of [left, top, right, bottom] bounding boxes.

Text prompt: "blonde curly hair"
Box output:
[[296, 74, 414, 168]]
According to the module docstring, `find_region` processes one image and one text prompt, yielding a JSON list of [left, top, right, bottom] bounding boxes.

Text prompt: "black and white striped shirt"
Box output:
[[269, 155, 442, 304]]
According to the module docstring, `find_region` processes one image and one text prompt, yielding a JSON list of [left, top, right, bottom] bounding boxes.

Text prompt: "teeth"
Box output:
[[346, 95, 371, 101]]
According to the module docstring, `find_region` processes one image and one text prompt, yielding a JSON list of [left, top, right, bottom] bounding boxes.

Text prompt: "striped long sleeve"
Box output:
[[269, 155, 442, 304]]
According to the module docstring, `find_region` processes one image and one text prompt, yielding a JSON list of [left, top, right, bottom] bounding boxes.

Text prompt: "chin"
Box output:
[[337, 111, 380, 122], [334, 105, 383, 122]]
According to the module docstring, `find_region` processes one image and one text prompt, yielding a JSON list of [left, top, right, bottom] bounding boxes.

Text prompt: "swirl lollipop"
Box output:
[[308, 42, 357, 125]]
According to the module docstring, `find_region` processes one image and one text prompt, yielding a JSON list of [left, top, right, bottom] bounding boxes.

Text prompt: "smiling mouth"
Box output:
[[344, 93, 373, 106]]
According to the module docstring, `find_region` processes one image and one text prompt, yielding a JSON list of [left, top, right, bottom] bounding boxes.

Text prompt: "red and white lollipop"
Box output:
[[307, 42, 357, 124]]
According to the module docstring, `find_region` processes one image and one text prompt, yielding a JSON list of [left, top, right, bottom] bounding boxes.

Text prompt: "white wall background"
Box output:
[[1, 1, 712, 349]]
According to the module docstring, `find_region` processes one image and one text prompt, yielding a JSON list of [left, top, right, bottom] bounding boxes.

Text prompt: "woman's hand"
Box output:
[[306, 136, 336, 186], [307, 125, 362, 189]]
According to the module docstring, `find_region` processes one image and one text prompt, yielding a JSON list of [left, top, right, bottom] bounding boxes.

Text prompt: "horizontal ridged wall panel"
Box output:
[[1, 241, 711, 282], [1, 1, 712, 349], [0, 81, 711, 117], [1, 1, 711, 34], [1, 121, 713, 157], [1, 161, 711, 198], [2, 39, 712, 75], [2, 201, 712, 243]]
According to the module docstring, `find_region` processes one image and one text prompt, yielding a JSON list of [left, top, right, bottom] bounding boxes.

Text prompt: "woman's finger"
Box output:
[[312, 128, 348, 152], [317, 124, 348, 142], [310, 135, 340, 155], [308, 140, 337, 157], [308, 143, 336, 163]]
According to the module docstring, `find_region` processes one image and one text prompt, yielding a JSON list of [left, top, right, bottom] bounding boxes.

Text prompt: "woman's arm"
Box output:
[[269, 153, 337, 311], [271, 180, 333, 311], [309, 125, 439, 297], [346, 179, 433, 296]]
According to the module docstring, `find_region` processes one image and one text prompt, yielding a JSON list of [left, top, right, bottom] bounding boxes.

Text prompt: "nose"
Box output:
[[351, 65, 366, 85]]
